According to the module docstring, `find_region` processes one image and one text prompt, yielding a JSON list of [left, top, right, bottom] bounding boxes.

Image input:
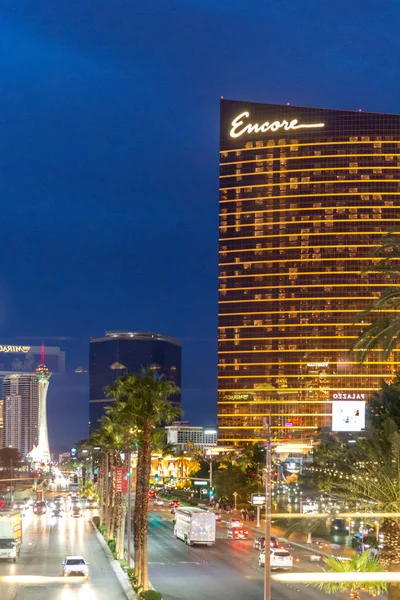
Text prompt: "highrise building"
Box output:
[[3, 374, 39, 456], [218, 99, 400, 445], [89, 331, 182, 433]]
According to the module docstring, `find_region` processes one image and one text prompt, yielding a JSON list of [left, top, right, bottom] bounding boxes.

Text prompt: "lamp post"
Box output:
[[263, 417, 272, 600]]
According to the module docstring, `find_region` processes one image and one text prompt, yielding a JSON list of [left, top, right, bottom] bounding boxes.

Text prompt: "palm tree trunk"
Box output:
[[380, 519, 400, 600], [137, 421, 152, 590], [107, 452, 116, 539], [116, 493, 125, 560], [134, 444, 145, 585]]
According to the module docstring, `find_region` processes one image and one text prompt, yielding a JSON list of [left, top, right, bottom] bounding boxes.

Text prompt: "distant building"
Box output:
[[165, 422, 217, 451], [3, 374, 38, 456], [89, 331, 182, 434]]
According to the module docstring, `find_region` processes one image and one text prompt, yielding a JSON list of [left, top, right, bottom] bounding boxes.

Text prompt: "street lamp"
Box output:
[[263, 417, 272, 600]]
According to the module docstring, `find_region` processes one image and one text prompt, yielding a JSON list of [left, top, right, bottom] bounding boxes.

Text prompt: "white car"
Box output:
[[226, 519, 243, 529], [62, 556, 89, 577], [259, 548, 293, 570], [154, 498, 165, 506]]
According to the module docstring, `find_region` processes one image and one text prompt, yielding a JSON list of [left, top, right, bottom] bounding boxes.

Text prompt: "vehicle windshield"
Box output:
[[273, 551, 290, 557], [66, 559, 85, 565], [36, 502, 46, 507], [0, 540, 15, 549]]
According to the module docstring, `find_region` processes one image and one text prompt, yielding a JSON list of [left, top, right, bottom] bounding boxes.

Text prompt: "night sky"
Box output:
[[1, 1, 399, 452]]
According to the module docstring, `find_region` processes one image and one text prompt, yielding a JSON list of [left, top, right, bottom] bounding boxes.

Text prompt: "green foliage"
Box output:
[[213, 463, 258, 502], [350, 230, 400, 360], [126, 567, 135, 580], [98, 524, 106, 537], [119, 560, 127, 569], [368, 374, 400, 431], [139, 591, 162, 600], [312, 551, 386, 597], [107, 538, 116, 553]]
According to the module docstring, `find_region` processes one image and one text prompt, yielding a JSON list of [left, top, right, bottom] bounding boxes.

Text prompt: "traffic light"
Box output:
[[154, 474, 159, 482], [209, 488, 215, 498], [169, 476, 174, 483]]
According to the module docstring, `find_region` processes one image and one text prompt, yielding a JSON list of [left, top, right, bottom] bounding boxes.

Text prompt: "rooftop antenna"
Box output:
[[41, 342, 45, 365]]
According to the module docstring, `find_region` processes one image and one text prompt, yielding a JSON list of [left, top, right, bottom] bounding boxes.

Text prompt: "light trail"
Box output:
[[272, 572, 400, 583], [269, 512, 400, 519]]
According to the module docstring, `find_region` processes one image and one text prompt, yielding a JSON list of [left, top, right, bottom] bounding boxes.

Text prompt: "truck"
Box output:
[[0, 512, 22, 562], [173, 506, 216, 546]]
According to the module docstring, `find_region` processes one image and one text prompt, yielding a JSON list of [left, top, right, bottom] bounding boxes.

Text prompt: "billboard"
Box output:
[[251, 493, 266, 506], [115, 467, 128, 493], [331, 401, 365, 432]]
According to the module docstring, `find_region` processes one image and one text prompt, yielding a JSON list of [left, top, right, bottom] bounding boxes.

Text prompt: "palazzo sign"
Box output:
[[229, 111, 325, 138], [0, 345, 30, 353], [332, 392, 365, 400]]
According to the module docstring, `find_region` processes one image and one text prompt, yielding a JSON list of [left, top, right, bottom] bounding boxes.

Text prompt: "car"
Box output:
[[52, 508, 63, 518], [148, 490, 157, 498], [85, 498, 98, 509], [170, 500, 180, 514], [259, 548, 293, 570], [33, 501, 47, 515], [227, 527, 249, 539], [71, 507, 82, 518], [13, 500, 28, 513], [226, 518, 243, 529], [212, 512, 222, 522], [70, 499, 81, 510], [154, 498, 165, 506], [62, 556, 89, 577], [23, 497, 34, 506], [253, 536, 280, 550]]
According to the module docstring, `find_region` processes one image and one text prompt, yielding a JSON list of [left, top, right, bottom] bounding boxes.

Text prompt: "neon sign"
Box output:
[[229, 111, 325, 138], [0, 345, 30, 353]]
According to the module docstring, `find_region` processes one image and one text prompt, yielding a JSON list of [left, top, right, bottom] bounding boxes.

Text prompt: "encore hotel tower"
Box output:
[[218, 99, 400, 445]]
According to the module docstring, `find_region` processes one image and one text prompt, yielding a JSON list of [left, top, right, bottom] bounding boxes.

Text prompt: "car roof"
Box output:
[[65, 555, 85, 560]]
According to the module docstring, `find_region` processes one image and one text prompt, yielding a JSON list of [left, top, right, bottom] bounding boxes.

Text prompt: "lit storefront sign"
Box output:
[[0, 345, 31, 353], [229, 111, 325, 138], [307, 362, 329, 368]]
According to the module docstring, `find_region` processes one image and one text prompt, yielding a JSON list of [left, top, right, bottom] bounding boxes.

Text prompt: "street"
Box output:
[[146, 504, 377, 600], [0, 507, 128, 600]]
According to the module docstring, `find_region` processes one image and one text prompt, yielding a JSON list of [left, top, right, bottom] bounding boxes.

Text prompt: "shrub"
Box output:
[[107, 538, 116, 553], [92, 516, 100, 528], [140, 591, 162, 600], [120, 560, 127, 569], [126, 568, 135, 580], [99, 525, 106, 537]]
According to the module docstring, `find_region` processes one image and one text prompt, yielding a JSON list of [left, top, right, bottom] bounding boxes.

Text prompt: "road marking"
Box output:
[[178, 561, 202, 565]]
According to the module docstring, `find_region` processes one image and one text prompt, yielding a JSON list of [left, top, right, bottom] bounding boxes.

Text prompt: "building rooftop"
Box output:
[[90, 331, 181, 346]]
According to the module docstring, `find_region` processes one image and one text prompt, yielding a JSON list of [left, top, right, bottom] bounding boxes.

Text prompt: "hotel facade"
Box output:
[[218, 99, 400, 445]]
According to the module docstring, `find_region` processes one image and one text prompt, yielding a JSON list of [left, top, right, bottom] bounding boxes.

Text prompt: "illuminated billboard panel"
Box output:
[[331, 401, 365, 432]]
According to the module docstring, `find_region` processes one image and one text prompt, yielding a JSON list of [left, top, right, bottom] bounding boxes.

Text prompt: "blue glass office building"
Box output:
[[89, 331, 181, 433]]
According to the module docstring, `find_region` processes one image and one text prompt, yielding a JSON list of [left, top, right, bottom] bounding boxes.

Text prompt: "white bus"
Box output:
[[174, 506, 216, 546]]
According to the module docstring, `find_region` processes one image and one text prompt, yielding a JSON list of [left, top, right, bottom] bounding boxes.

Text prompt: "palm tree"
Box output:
[[313, 551, 386, 600], [351, 230, 400, 360], [90, 416, 125, 541], [106, 369, 180, 591], [315, 420, 400, 599]]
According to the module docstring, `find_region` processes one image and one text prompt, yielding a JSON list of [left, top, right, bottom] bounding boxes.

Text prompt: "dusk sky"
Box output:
[[1, 1, 399, 451]]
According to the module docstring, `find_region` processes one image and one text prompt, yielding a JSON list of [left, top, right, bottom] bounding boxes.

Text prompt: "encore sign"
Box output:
[[229, 111, 325, 138]]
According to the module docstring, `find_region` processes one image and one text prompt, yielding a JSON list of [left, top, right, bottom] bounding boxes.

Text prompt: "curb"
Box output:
[[91, 522, 138, 599]]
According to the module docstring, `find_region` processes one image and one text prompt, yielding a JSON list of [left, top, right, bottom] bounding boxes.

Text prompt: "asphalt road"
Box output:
[[146, 504, 377, 600], [0, 504, 128, 600]]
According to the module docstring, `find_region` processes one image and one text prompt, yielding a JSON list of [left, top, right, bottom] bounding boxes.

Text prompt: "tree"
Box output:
[[351, 230, 400, 359], [314, 420, 400, 600], [313, 551, 386, 600], [106, 369, 180, 591], [0, 448, 20, 475]]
